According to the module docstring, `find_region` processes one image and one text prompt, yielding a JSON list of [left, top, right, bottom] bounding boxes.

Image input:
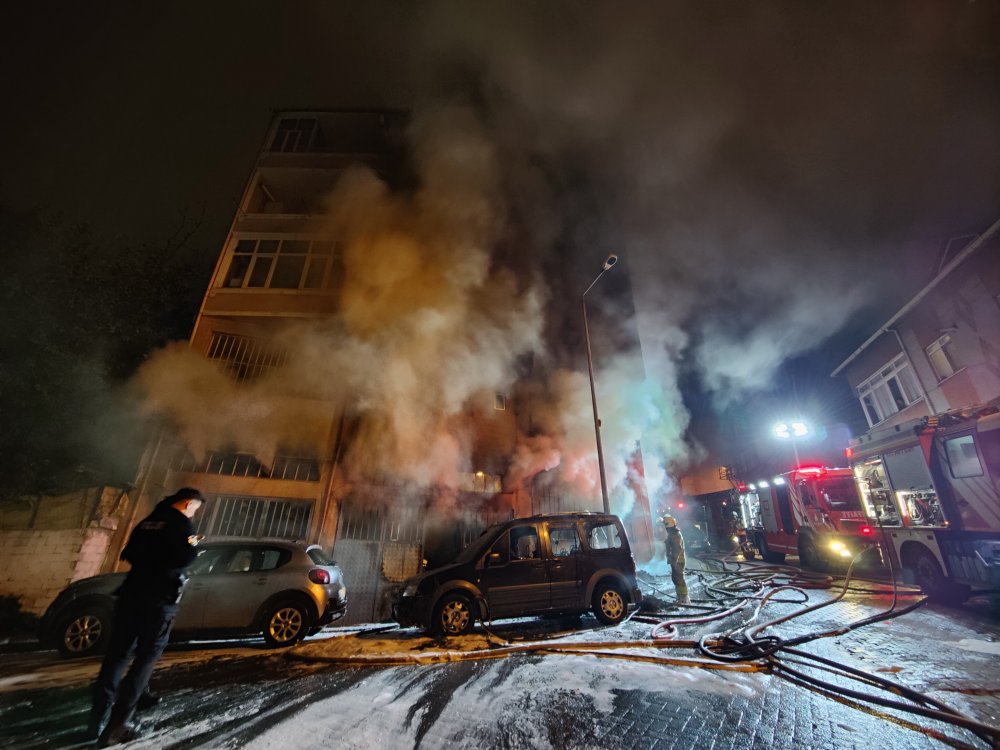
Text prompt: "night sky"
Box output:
[[2, 2, 999, 493]]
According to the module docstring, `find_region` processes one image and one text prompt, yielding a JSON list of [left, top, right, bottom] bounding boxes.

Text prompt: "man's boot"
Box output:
[[136, 690, 160, 711], [98, 720, 141, 747], [86, 700, 112, 741]]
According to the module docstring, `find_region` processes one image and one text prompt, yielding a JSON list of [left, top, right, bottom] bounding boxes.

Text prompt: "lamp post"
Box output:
[[774, 420, 809, 467], [583, 253, 618, 514]]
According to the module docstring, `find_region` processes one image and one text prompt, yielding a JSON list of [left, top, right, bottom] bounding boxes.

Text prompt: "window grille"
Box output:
[[207, 332, 287, 383], [170, 448, 320, 482], [195, 495, 312, 540]]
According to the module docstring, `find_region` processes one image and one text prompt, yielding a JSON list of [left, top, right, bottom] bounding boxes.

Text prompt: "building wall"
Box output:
[[0, 527, 116, 616], [842, 237, 1000, 429]]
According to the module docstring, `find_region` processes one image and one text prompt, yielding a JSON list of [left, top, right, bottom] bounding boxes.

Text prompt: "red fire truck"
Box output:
[[849, 400, 1000, 603], [742, 466, 876, 568]]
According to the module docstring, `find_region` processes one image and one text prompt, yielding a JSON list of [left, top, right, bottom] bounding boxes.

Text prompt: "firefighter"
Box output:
[[661, 515, 689, 605]]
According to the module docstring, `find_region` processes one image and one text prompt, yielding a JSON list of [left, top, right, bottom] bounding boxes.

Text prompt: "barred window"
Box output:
[[207, 332, 287, 383], [170, 448, 320, 482], [195, 495, 312, 540]]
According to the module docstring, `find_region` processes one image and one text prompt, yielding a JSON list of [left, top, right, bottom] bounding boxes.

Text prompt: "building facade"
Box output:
[[832, 219, 1000, 431], [131, 111, 527, 624]]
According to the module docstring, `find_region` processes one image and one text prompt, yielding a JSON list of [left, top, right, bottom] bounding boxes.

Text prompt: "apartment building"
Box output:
[[132, 111, 524, 624], [832, 218, 1000, 432]]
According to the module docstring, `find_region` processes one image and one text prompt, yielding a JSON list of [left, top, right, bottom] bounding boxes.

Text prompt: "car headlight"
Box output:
[[402, 582, 419, 597], [830, 541, 845, 552]]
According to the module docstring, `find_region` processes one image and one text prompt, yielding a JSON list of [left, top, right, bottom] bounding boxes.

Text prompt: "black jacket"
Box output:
[[118, 500, 199, 605]]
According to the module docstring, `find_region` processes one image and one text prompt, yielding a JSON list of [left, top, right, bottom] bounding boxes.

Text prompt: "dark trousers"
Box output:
[[89, 598, 178, 734]]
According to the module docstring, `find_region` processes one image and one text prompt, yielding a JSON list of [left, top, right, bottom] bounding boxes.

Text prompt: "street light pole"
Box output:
[[583, 254, 618, 515]]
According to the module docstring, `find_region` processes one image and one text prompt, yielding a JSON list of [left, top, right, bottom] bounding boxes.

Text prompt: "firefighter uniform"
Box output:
[[662, 516, 689, 604]]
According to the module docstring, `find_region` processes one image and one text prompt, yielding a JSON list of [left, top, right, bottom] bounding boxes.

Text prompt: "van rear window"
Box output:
[[587, 522, 623, 549]]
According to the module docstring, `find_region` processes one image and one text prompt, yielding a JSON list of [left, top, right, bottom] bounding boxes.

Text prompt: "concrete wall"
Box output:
[[0, 486, 130, 616], [0, 526, 116, 616]]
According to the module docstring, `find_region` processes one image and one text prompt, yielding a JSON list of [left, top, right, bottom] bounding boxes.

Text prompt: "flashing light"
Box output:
[[860, 525, 874, 536], [773, 477, 786, 485], [796, 466, 825, 476], [845, 447, 854, 459], [677, 501, 686, 509], [758, 480, 770, 488]]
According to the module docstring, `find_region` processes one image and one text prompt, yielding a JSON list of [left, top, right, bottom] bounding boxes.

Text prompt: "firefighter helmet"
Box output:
[[661, 515, 677, 528]]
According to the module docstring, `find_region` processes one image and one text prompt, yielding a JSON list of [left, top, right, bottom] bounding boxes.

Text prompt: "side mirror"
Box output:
[[486, 552, 502, 567]]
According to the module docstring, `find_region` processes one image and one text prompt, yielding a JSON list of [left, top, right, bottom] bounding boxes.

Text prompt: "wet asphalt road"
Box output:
[[2, 571, 1000, 750]]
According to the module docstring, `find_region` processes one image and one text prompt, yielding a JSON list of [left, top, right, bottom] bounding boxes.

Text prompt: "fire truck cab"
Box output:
[[850, 401, 1000, 603], [744, 467, 875, 568]]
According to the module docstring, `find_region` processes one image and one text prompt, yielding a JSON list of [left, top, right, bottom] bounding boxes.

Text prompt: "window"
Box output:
[[194, 496, 312, 540], [926, 334, 959, 382], [587, 522, 623, 550], [817, 478, 862, 511], [510, 526, 540, 559], [188, 547, 227, 577], [494, 393, 507, 411], [223, 238, 337, 290], [549, 526, 580, 557], [259, 548, 291, 571], [945, 435, 984, 478], [856, 355, 922, 426], [269, 118, 317, 153]]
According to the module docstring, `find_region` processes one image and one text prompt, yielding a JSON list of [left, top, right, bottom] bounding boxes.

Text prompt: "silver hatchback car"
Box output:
[[39, 540, 347, 658]]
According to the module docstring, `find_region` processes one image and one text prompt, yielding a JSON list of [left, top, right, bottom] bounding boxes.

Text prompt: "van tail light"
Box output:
[[860, 525, 874, 536], [308, 569, 331, 585]]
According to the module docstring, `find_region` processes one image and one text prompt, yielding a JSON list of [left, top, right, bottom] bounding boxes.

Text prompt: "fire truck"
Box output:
[[741, 466, 876, 568], [849, 400, 1000, 603]]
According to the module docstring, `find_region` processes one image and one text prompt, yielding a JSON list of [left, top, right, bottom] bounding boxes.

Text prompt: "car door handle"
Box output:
[[254, 577, 268, 584]]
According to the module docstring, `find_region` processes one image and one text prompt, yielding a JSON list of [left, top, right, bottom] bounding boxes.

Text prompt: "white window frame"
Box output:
[[222, 236, 338, 291], [925, 333, 958, 382], [856, 354, 923, 427]]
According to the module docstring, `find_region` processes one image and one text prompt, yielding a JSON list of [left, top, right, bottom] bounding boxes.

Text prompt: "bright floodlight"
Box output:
[[774, 422, 791, 439], [791, 421, 809, 437], [773, 477, 786, 485], [758, 480, 770, 488], [602, 254, 618, 271], [748, 483, 756, 491]]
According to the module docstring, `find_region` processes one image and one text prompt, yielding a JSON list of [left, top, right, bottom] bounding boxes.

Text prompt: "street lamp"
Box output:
[[774, 420, 809, 466], [583, 253, 618, 514]]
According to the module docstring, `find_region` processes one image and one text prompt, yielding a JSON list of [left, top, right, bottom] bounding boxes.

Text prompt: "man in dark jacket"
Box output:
[[88, 488, 204, 746]]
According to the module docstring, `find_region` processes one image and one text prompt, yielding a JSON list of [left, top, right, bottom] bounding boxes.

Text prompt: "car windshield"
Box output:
[[818, 477, 862, 511], [453, 524, 503, 565]]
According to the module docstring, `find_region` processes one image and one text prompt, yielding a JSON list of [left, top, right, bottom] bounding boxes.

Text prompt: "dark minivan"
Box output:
[[392, 512, 642, 635]]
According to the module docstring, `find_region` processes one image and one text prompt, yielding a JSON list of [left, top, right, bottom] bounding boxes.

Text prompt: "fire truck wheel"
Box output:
[[797, 536, 826, 571], [910, 549, 970, 605], [758, 538, 785, 565]]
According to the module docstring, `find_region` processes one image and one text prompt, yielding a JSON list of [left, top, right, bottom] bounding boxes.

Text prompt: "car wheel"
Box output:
[[433, 593, 475, 636], [910, 549, 970, 605], [592, 582, 626, 626], [262, 600, 310, 648], [58, 605, 112, 659]]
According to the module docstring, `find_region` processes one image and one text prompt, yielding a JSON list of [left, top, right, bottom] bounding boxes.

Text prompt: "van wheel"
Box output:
[[262, 600, 310, 647], [592, 583, 626, 625], [910, 549, 970, 605], [434, 593, 475, 636], [58, 605, 112, 658]]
